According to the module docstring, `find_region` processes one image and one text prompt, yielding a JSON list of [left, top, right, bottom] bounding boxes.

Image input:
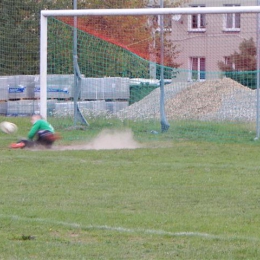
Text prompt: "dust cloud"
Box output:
[[55, 129, 142, 151]]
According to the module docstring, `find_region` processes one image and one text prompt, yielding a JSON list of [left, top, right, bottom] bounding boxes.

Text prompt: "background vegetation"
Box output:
[[218, 38, 257, 89], [0, 0, 186, 77]]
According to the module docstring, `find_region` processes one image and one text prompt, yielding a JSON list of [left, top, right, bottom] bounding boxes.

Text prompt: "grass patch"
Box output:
[[0, 115, 256, 145], [0, 116, 260, 258]]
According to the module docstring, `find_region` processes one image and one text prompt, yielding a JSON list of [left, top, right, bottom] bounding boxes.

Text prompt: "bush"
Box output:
[[224, 71, 257, 89]]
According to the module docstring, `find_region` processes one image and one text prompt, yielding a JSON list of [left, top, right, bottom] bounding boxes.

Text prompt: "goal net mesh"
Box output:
[[0, 1, 259, 142]]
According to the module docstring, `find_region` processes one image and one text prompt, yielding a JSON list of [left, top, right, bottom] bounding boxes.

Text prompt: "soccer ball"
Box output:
[[0, 121, 18, 134]]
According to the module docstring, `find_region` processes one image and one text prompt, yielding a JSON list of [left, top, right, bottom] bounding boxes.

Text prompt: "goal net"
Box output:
[[1, 2, 260, 142], [40, 5, 260, 140]]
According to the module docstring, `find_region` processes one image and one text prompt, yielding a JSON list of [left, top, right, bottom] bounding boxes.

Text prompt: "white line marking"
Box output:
[[0, 214, 258, 242]]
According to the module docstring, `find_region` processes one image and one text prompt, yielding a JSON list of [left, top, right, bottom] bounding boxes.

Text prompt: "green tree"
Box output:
[[0, 0, 38, 74], [0, 0, 71, 75]]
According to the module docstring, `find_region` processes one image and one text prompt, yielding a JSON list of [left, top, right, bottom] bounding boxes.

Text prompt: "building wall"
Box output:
[[170, 0, 257, 82]]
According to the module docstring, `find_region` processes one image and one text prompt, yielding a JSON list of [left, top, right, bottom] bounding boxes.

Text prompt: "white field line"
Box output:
[[0, 214, 258, 242]]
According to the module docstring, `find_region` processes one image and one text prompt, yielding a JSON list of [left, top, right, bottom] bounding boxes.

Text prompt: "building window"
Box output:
[[190, 57, 206, 81], [189, 5, 206, 32], [223, 4, 240, 31], [153, 14, 172, 32], [224, 56, 236, 70]]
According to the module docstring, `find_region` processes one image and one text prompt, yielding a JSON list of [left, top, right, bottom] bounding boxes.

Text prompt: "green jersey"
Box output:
[[28, 119, 54, 140]]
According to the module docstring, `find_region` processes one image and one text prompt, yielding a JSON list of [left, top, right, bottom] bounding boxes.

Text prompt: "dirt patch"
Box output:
[[54, 129, 142, 151]]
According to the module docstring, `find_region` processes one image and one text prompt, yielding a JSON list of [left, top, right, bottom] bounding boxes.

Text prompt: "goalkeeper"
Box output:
[[11, 114, 59, 148]]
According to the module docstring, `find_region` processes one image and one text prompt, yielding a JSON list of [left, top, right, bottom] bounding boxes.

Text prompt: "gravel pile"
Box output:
[[117, 78, 257, 122], [117, 82, 192, 120]]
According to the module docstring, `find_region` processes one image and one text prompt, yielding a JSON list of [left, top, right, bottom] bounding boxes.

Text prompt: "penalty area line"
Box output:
[[0, 213, 258, 242]]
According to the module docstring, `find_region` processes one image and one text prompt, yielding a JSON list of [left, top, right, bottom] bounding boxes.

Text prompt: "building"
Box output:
[[161, 0, 258, 82]]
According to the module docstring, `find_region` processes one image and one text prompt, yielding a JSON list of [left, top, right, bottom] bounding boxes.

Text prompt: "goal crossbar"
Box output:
[[42, 6, 260, 17], [40, 6, 260, 118]]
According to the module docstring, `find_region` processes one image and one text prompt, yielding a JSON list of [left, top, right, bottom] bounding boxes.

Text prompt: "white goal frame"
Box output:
[[40, 6, 260, 118]]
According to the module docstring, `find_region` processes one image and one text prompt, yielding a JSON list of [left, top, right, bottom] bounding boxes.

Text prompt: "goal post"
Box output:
[[40, 6, 260, 138]]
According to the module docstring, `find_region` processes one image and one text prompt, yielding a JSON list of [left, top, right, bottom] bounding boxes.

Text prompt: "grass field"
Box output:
[[1, 116, 260, 259]]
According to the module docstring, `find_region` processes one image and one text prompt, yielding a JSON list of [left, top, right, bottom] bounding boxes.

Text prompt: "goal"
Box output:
[[40, 6, 260, 137]]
